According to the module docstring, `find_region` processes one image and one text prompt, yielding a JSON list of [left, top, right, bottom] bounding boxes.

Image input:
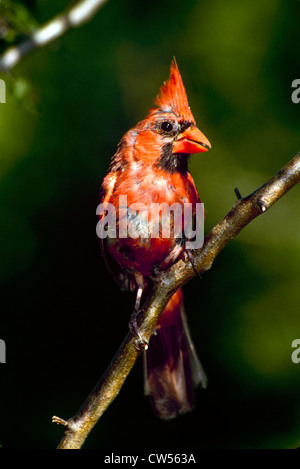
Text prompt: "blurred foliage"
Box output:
[[0, 0, 38, 47], [0, 0, 300, 450]]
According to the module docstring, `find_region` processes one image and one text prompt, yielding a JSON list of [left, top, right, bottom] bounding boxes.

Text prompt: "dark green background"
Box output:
[[1, 0, 300, 449]]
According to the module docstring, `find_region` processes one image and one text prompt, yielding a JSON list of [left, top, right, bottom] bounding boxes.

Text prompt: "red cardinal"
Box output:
[[99, 60, 210, 419]]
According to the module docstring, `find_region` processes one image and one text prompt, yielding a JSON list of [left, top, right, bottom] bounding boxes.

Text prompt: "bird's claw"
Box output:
[[129, 309, 149, 351], [149, 265, 161, 283]]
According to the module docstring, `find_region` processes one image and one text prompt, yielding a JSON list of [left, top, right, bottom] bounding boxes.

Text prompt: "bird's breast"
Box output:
[[103, 166, 200, 277]]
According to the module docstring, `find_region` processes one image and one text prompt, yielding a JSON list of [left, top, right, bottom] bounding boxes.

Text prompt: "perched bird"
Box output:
[[99, 60, 211, 419]]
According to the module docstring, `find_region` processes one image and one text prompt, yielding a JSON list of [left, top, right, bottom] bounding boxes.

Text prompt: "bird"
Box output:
[[99, 59, 211, 420]]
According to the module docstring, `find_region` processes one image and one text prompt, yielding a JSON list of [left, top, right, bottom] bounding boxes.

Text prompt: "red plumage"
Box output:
[[99, 60, 210, 419]]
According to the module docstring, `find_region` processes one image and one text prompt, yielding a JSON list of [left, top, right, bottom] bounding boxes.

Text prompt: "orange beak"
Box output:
[[173, 125, 211, 154]]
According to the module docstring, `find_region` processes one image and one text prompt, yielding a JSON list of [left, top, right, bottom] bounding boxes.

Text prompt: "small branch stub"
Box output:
[[256, 200, 268, 212], [52, 416, 69, 428], [234, 187, 243, 200]]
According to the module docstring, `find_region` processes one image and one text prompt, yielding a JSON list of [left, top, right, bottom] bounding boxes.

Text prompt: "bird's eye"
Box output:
[[160, 121, 174, 133]]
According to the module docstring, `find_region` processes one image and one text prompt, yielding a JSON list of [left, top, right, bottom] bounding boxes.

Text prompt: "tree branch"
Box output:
[[0, 0, 109, 73], [53, 151, 300, 449]]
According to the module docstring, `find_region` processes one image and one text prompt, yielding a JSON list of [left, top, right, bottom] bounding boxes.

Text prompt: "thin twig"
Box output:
[[53, 151, 300, 449], [0, 0, 109, 73]]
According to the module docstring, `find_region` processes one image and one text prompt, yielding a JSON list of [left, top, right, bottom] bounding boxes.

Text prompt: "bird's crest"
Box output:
[[154, 59, 196, 123]]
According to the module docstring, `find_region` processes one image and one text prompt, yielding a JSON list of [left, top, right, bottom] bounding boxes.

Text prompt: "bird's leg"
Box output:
[[129, 279, 149, 351], [134, 285, 143, 312]]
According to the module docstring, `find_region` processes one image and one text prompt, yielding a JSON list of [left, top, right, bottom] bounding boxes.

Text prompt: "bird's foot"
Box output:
[[129, 309, 149, 351]]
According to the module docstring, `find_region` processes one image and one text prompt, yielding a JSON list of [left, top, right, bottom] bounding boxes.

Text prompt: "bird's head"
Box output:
[[130, 59, 211, 173]]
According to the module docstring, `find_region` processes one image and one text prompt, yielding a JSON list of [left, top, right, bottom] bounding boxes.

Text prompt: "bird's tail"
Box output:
[[144, 288, 207, 420]]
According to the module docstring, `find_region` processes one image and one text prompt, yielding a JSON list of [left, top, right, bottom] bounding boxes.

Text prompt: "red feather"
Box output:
[[154, 59, 195, 123]]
